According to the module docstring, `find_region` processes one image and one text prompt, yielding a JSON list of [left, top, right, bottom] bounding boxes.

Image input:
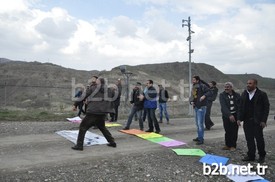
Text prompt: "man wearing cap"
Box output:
[[123, 82, 144, 130]]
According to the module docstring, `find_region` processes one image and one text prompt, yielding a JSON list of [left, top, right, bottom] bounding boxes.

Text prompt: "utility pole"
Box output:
[[119, 65, 132, 104], [4, 82, 7, 107], [182, 16, 195, 116]]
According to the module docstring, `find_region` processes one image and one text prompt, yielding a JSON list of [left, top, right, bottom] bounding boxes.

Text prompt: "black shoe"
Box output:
[[258, 156, 265, 163], [242, 156, 255, 162], [107, 142, 117, 148], [155, 130, 161, 134], [145, 129, 153, 132], [123, 127, 129, 130], [193, 137, 199, 142], [71, 145, 83, 151], [158, 120, 163, 123], [196, 140, 204, 145]]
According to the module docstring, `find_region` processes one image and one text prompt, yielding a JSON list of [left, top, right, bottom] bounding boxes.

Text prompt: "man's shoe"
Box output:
[[145, 129, 153, 132], [229, 147, 236, 151], [193, 137, 199, 142], [258, 156, 265, 163], [205, 127, 210, 131], [242, 156, 255, 162], [107, 142, 117, 148], [222, 146, 231, 150], [71, 145, 83, 151], [122, 127, 129, 130], [196, 140, 204, 145], [158, 120, 163, 123], [155, 130, 161, 134]]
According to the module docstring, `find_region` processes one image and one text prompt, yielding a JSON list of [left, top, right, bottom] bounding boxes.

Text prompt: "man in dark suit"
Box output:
[[237, 79, 270, 163]]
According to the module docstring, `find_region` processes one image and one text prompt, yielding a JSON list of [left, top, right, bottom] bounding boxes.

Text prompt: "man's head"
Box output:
[[158, 84, 163, 90], [192, 75, 200, 84], [209, 81, 217, 88], [146, 80, 153, 87], [90, 75, 98, 84], [224, 82, 233, 94], [136, 82, 142, 89], [247, 79, 257, 91]]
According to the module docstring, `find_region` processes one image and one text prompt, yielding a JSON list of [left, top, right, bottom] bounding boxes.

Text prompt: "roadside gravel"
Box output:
[[0, 119, 274, 182]]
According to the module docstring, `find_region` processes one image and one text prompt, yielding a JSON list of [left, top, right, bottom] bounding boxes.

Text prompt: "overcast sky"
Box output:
[[1, 0, 275, 78]]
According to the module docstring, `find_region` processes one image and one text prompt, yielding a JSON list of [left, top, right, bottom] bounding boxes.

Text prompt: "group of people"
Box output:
[[190, 75, 270, 163], [123, 80, 170, 133], [72, 74, 270, 164]]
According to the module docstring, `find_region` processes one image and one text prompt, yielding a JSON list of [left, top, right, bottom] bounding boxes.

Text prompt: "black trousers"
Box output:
[[222, 114, 238, 148], [76, 114, 115, 146], [243, 120, 266, 159], [110, 105, 119, 121], [205, 101, 214, 128], [146, 108, 160, 132]]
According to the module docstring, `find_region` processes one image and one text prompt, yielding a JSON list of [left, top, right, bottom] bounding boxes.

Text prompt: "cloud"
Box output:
[[0, 0, 274, 78]]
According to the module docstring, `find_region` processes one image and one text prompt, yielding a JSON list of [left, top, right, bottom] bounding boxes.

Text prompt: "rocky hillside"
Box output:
[[0, 58, 274, 115]]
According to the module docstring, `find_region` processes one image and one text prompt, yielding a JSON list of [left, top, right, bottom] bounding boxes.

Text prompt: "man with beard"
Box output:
[[237, 79, 270, 163]]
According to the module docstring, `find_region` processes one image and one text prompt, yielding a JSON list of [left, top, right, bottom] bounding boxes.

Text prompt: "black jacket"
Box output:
[[190, 82, 212, 108], [208, 87, 218, 102], [130, 87, 144, 110], [75, 84, 116, 114], [159, 89, 169, 103], [219, 90, 240, 118], [238, 88, 270, 124]]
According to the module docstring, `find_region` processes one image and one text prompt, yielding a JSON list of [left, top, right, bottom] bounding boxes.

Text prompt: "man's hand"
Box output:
[[237, 120, 242, 126], [260, 122, 267, 128], [200, 95, 206, 102], [73, 106, 77, 111], [229, 115, 236, 122]]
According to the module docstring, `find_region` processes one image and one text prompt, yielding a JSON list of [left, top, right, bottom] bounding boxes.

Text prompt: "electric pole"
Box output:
[[182, 16, 195, 116]]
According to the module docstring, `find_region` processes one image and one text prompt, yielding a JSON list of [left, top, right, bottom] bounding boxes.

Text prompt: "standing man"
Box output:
[[72, 77, 117, 151], [205, 81, 218, 130], [158, 84, 170, 124], [237, 79, 270, 163], [74, 88, 85, 117], [110, 79, 122, 122], [123, 82, 144, 130], [189, 76, 212, 145], [142, 80, 161, 133], [219, 82, 240, 151]]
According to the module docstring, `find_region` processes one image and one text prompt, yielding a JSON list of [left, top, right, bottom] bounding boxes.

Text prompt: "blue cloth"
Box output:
[[195, 106, 206, 141], [159, 102, 169, 121]]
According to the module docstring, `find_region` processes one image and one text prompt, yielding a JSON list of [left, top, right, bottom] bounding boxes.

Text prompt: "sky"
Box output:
[[0, 0, 275, 78]]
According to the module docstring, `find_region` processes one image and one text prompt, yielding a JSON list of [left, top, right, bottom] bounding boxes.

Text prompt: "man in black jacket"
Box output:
[[123, 82, 144, 130], [72, 77, 117, 151], [219, 82, 240, 151], [189, 76, 212, 145], [237, 79, 270, 163], [158, 84, 170, 124], [205, 81, 218, 130]]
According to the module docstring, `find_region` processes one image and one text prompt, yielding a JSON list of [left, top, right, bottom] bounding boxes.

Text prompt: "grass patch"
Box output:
[[0, 110, 75, 121]]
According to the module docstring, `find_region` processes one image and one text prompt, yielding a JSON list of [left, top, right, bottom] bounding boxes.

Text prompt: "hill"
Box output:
[[0, 58, 274, 116]]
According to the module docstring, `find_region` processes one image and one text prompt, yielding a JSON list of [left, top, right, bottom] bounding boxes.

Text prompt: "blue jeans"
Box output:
[[125, 105, 143, 130], [194, 106, 206, 141], [159, 102, 169, 121]]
